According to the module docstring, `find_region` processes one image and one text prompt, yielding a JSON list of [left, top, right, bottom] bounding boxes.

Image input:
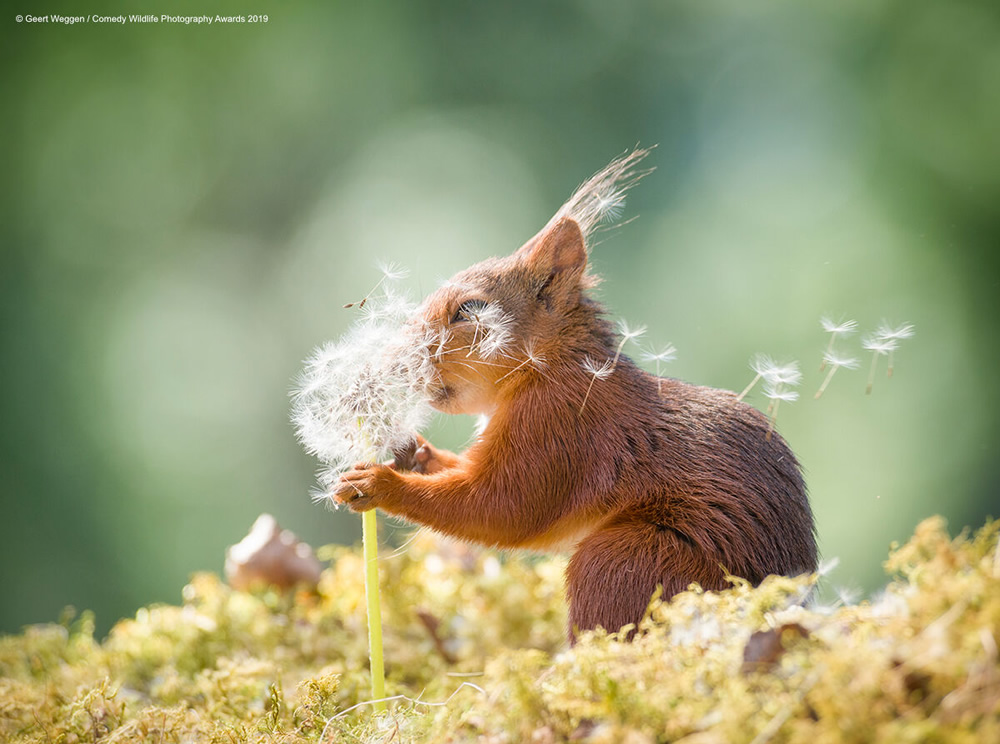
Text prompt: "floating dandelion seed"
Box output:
[[613, 320, 646, 369], [292, 293, 433, 500], [875, 321, 915, 378], [582, 356, 615, 378], [594, 191, 625, 223], [814, 352, 860, 399], [343, 261, 410, 309], [549, 147, 655, 242], [579, 356, 614, 415], [469, 304, 515, 361], [816, 556, 841, 578], [428, 323, 453, 363], [497, 339, 548, 383], [762, 371, 800, 441], [642, 344, 677, 366], [360, 284, 416, 325], [876, 321, 915, 341], [618, 319, 647, 340], [820, 317, 859, 335], [377, 259, 409, 281], [766, 362, 802, 387], [835, 585, 862, 608], [730, 357, 804, 439], [819, 317, 858, 371], [577, 319, 645, 415], [862, 335, 898, 395], [737, 354, 778, 402], [642, 343, 677, 396]]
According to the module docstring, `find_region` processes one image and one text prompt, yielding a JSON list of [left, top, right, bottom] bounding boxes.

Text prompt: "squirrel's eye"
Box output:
[[451, 299, 487, 324]]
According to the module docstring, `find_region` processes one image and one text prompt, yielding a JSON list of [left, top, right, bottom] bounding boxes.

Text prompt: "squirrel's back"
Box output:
[[552, 356, 815, 638], [493, 329, 816, 579]]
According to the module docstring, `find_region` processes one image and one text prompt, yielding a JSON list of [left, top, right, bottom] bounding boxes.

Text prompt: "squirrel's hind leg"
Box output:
[[565, 509, 726, 644]]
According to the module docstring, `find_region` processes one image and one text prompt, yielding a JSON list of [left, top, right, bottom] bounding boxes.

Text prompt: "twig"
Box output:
[[416, 608, 458, 664], [319, 682, 487, 741]]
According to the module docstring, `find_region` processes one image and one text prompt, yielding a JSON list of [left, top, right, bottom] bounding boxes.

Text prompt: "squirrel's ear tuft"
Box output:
[[516, 217, 587, 278]]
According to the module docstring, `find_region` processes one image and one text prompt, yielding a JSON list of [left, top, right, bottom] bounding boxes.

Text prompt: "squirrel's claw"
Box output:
[[343, 494, 377, 513]]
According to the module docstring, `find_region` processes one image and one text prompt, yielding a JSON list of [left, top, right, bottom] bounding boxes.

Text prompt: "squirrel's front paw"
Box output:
[[333, 463, 397, 512]]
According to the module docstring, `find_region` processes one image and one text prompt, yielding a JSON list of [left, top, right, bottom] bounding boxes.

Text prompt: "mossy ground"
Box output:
[[2, 517, 998, 743]]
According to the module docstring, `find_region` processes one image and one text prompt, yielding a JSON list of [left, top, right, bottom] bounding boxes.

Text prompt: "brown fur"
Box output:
[[336, 216, 817, 642]]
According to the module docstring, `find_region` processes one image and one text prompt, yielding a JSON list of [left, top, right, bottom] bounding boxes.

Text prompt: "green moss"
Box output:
[[2, 518, 998, 743]]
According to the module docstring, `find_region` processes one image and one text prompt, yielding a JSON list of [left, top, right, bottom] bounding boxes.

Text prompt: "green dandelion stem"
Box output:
[[362, 509, 387, 713], [356, 419, 386, 713]]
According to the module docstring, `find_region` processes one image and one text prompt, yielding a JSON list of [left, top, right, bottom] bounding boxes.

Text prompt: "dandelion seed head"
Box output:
[[876, 321, 915, 341], [862, 335, 899, 354], [291, 291, 433, 483], [820, 316, 858, 336], [822, 351, 860, 370], [581, 356, 614, 379]]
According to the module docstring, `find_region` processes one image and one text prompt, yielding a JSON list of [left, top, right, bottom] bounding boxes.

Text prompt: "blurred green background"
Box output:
[[3, 0, 999, 636]]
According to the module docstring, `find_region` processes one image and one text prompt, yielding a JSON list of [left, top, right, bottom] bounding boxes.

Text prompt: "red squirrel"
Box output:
[[334, 149, 817, 640]]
